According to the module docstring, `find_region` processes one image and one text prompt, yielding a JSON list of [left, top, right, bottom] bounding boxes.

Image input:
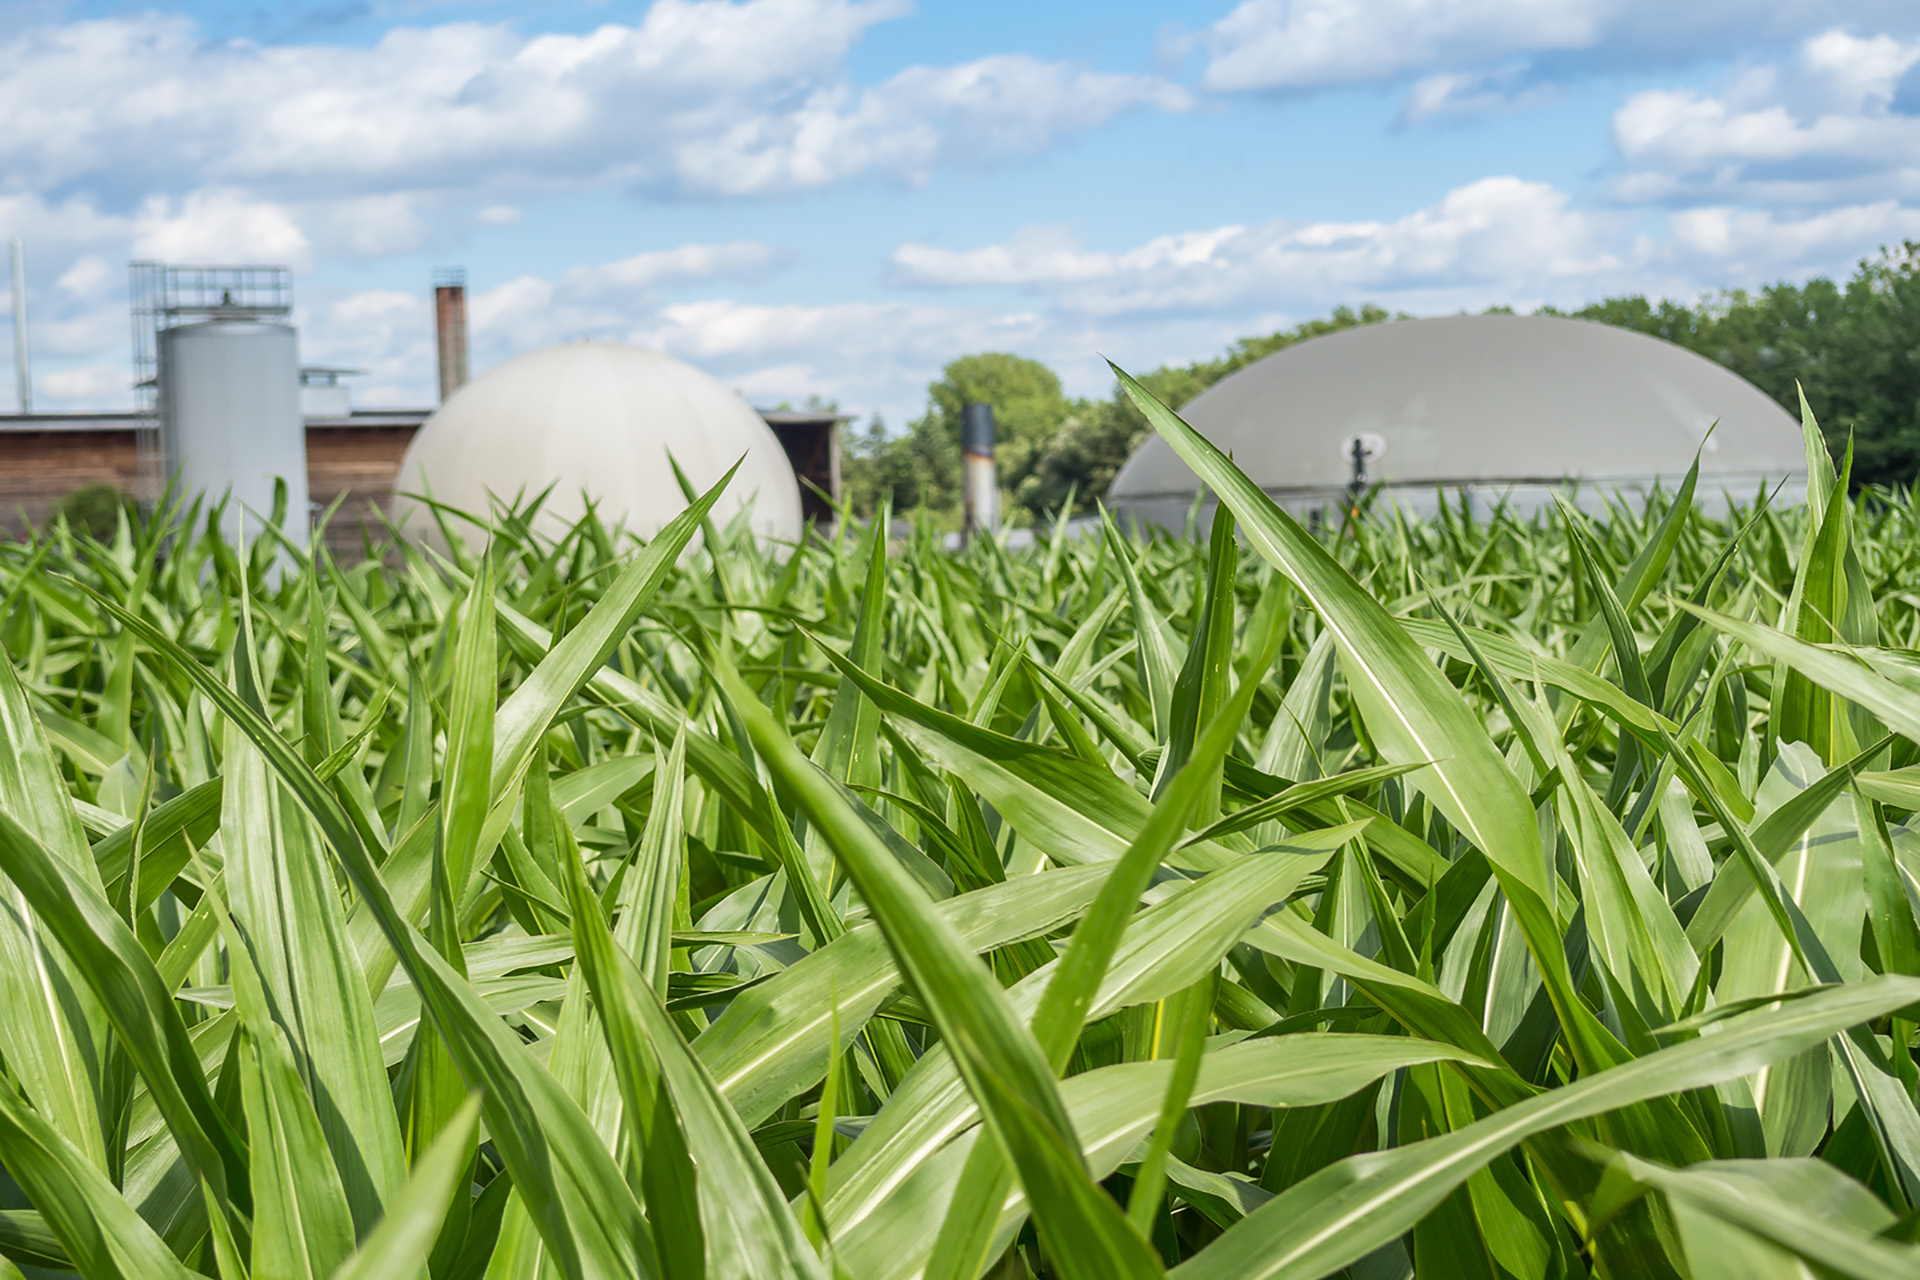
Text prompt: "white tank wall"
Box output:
[[160, 319, 308, 545], [392, 341, 804, 546], [1106, 315, 1808, 536], [1114, 471, 1794, 538]]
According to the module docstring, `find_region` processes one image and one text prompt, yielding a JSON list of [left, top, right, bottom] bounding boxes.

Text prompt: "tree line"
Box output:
[[841, 241, 1920, 521]]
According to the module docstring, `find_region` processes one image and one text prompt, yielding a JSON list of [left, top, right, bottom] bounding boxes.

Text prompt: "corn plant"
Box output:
[[0, 376, 1918, 1280]]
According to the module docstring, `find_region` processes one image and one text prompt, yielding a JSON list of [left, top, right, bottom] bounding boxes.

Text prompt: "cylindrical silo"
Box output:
[[159, 317, 308, 546]]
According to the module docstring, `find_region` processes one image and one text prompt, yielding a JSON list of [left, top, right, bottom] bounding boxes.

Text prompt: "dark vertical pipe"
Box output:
[[961, 402, 998, 542], [433, 267, 468, 403]]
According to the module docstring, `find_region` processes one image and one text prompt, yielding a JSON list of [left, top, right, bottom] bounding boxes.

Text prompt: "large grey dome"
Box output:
[[1108, 314, 1805, 528], [393, 341, 803, 544]]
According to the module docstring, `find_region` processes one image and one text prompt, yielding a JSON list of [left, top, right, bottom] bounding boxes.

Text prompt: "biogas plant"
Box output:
[[0, 254, 1807, 550], [0, 257, 842, 554]]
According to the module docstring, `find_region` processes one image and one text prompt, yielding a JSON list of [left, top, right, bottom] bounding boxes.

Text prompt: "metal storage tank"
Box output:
[[159, 316, 308, 546], [1107, 315, 1806, 530]]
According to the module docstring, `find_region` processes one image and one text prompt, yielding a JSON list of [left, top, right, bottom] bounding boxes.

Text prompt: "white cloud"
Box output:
[[463, 240, 780, 354], [0, 192, 130, 255], [1401, 64, 1551, 121], [0, 4, 1182, 203], [125, 179, 1920, 429], [893, 177, 1624, 314], [299, 288, 436, 408], [1610, 28, 1920, 206], [131, 190, 313, 269], [56, 256, 112, 299], [1187, 0, 1920, 115], [1802, 28, 1920, 109], [632, 296, 1070, 424], [317, 195, 432, 258], [727, 362, 831, 402], [642, 297, 1049, 361], [9, 3, 1917, 427], [0, 1, 1190, 414], [436, 262, 1069, 425], [36, 363, 128, 402], [671, 55, 1189, 195], [563, 242, 777, 294], [1661, 202, 1920, 277], [1192, 0, 1596, 93]]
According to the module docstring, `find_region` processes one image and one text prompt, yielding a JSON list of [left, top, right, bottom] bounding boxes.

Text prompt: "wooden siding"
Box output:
[[306, 425, 417, 556], [0, 431, 149, 533], [0, 424, 421, 556]]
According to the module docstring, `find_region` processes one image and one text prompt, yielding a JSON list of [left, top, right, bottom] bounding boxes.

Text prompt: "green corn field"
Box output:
[[1, 372, 1919, 1280]]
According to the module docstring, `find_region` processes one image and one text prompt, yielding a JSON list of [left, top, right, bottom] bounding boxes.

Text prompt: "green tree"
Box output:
[[50, 484, 133, 541], [840, 411, 961, 517], [913, 353, 1074, 505]]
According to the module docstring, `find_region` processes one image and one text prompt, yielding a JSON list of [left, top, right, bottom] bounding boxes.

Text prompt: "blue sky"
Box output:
[[4, 0, 1919, 426]]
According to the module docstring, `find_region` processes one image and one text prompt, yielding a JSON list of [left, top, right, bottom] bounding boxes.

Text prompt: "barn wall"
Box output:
[[0, 431, 147, 533], [0, 424, 421, 555], [306, 425, 417, 556]]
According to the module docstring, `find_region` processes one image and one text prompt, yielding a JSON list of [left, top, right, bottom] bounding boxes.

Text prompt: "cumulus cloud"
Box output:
[[1187, 0, 1920, 119], [465, 240, 780, 352], [1401, 64, 1551, 122], [374, 249, 1083, 426], [1611, 28, 1920, 206], [1660, 202, 1920, 278], [0, 3, 1184, 203], [418, 286, 1061, 426], [463, 263, 1039, 370], [893, 178, 1625, 314], [566, 243, 778, 294], [55, 256, 113, 299], [1191, 0, 1598, 93], [0, 3, 1192, 412], [299, 288, 435, 408], [131, 190, 313, 268], [669, 54, 1189, 195], [0, 192, 131, 256], [630, 296, 1070, 425], [316, 195, 432, 258], [891, 173, 1920, 352], [36, 364, 130, 403]]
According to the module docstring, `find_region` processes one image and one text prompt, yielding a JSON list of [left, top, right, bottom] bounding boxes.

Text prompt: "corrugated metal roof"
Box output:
[[0, 410, 431, 433], [0, 412, 143, 433]]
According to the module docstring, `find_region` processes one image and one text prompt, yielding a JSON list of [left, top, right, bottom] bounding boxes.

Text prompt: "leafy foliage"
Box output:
[[1, 381, 1919, 1279], [49, 485, 136, 543]]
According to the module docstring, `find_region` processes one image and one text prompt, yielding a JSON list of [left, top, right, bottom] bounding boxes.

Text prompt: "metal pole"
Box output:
[[9, 239, 28, 414], [960, 403, 998, 543], [1346, 434, 1366, 512]]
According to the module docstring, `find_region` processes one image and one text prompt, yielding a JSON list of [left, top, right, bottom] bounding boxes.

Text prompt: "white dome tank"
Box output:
[[393, 341, 803, 544], [1108, 315, 1806, 528]]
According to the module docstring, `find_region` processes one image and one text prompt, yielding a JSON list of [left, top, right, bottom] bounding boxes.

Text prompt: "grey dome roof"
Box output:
[[1108, 315, 1804, 520], [393, 341, 802, 543]]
